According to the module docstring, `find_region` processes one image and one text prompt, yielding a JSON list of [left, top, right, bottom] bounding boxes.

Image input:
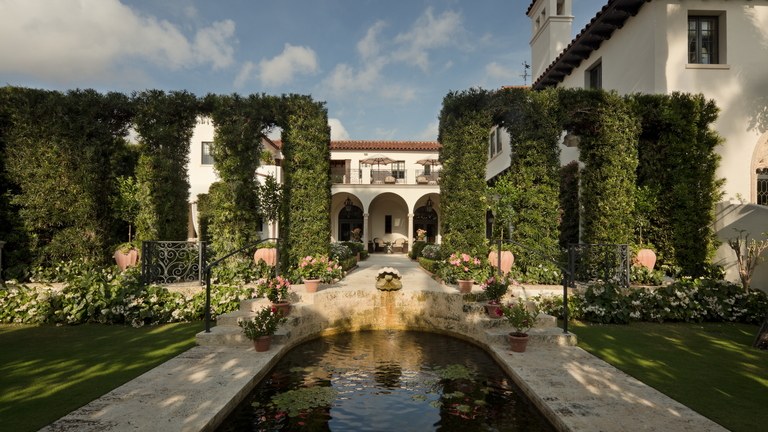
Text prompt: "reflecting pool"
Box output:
[[217, 331, 555, 431]]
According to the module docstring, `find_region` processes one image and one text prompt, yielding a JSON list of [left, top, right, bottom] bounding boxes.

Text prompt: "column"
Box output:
[[407, 213, 414, 243]]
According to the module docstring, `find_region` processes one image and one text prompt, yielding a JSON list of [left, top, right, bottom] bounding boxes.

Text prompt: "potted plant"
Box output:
[[501, 299, 540, 353], [416, 228, 427, 241], [375, 267, 402, 291], [296, 255, 344, 292], [238, 306, 287, 352], [257, 276, 292, 316], [111, 176, 140, 271], [481, 276, 509, 318], [445, 253, 487, 293]]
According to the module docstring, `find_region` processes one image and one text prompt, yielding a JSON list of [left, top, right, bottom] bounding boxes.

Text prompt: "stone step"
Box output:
[[484, 326, 577, 347], [218, 303, 309, 327], [196, 322, 295, 347]]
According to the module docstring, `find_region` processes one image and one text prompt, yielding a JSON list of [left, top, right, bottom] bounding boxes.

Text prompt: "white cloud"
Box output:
[[0, 0, 237, 82], [378, 84, 416, 103], [392, 8, 464, 72], [324, 60, 384, 94], [328, 118, 350, 140], [258, 43, 318, 87], [485, 62, 516, 81], [234, 61, 257, 89], [357, 20, 386, 60]]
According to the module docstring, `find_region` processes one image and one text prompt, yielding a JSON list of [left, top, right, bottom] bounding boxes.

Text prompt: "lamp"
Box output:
[[344, 197, 353, 215], [425, 197, 433, 210]]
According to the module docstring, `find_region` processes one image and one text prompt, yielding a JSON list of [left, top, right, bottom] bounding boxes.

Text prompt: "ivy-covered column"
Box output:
[[279, 95, 331, 266], [132, 90, 198, 242], [438, 89, 494, 257], [560, 89, 639, 245]]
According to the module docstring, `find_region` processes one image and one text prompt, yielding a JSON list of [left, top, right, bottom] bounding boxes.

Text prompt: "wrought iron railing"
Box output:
[[489, 240, 630, 334], [203, 238, 282, 332], [141, 241, 207, 285], [567, 243, 630, 288]]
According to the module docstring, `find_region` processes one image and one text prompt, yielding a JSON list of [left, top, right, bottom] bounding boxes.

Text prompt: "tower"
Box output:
[[528, 0, 574, 83]]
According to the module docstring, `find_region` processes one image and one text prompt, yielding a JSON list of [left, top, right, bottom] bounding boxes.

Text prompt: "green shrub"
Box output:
[[421, 244, 443, 260], [409, 240, 428, 259], [417, 257, 440, 275], [630, 265, 665, 286], [330, 242, 354, 261]]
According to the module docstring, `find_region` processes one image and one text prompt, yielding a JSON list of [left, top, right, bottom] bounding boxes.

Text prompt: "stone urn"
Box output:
[[488, 250, 515, 275], [254, 247, 277, 267], [635, 248, 657, 270], [114, 248, 139, 271]]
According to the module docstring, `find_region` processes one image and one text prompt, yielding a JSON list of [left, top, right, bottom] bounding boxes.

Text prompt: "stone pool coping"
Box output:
[[40, 255, 728, 432]]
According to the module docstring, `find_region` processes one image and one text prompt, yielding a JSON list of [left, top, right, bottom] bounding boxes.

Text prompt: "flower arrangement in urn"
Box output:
[[416, 228, 427, 241], [375, 267, 402, 291], [351, 227, 362, 242], [296, 255, 344, 283], [501, 299, 540, 352], [238, 305, 287, 351]]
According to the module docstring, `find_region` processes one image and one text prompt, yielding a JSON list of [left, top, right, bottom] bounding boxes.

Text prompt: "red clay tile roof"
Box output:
[[272, 140, 440, 151], [331, 140, 441, 151], [526, 1, 537, 15]]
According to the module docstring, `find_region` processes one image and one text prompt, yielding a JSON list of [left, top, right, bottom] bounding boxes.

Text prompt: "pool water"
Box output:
[[217, 331, 555, 431]]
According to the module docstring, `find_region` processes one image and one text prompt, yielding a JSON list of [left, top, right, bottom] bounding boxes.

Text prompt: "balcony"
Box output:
[[331, 168, 441, 185]]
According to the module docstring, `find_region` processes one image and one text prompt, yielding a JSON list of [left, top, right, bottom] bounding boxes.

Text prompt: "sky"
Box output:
[[0, 0, 606, 141]]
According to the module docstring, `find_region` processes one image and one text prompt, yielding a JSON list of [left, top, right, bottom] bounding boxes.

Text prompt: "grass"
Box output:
[[0, 322, 204, 432], [571, 321, 768, 432]]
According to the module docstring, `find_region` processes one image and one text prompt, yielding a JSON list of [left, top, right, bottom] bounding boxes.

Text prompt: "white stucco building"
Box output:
[[525, 0, 768, 287], [186, 118, 442, 253]]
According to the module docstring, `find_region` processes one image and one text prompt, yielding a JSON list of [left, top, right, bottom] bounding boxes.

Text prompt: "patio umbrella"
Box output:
[[360, 154, 396, 169], [415, 158, 441, 166]]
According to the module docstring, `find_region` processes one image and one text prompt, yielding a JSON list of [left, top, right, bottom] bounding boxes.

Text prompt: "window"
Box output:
[[496, 127, 503, 154], [385, 215, 392, 234], [586, 61, 602, 89], [201, 141, 214, 165], [391, 161, 405, 180], [758, 169, 768, 206], [688, 16, 719, 64], [489, 129, 497, 157]]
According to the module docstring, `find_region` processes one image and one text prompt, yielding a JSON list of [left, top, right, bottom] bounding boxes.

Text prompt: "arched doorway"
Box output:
[[414, 202, 438, 243], [752, 132, 768, 205], [338, 205, 364, 241]]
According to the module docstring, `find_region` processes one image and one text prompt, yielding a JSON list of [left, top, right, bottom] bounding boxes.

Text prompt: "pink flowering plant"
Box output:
[[254, 276, 291, 303], [481, 276, 510, 304], [296, 255, 344, 283], [443, 252, 488, 283]]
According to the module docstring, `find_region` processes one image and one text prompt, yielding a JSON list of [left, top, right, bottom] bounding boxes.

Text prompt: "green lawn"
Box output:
[[0, 322, 204, 432], [571, 321, 768, 432]]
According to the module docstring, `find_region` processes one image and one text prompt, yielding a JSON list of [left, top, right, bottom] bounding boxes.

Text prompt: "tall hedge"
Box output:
[[278, 95, 331, 266], [490, 88, 562, 267], [438, 88, 494, 257], [559, 161, 580, 248], [560, 89, 639, 245], [132, 90, 198, 242], [2, 88, 133, 268], [632, 93, 723, 275]]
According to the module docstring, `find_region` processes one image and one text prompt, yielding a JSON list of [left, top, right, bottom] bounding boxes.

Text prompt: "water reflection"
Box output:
[[218, 331, 554, 431]]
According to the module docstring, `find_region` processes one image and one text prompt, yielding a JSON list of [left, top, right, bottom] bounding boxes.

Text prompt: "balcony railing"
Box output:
[[331, 168, 441, 185]]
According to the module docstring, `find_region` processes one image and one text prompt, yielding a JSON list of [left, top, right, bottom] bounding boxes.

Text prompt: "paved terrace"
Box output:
[[41, 254, 727, 432]]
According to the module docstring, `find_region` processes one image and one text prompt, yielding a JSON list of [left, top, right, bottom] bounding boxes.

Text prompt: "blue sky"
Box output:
[[0, 0, 605, 141]]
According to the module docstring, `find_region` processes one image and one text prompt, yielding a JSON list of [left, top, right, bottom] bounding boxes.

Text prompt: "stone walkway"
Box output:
[[41, 254, 728, 432]]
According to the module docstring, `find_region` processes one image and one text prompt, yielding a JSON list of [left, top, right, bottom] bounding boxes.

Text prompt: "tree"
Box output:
[[258, 174, 283, 239]]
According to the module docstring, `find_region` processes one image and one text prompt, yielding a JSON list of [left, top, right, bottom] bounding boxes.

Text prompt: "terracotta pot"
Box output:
[[271, 301, 291, 317], [254, 335, 272, 352], [635, 249, 657, 270], [304, 278, 320, 293], [253, 248, 277, 267], [114, 249, 139, 271], [457, 279, 473, 293], [488, 250, 515, 275], [485, 302, 502, 319], [508, 333, 529, 353]]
